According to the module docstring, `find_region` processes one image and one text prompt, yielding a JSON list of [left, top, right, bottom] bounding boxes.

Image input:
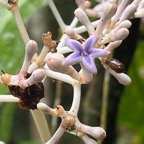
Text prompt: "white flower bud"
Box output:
[[111, 0, 132, 27], [105, 66, 132, 85], [134, 9, 144, 17], [113, 20, 132, 32], [74, 8, 95, 35], [118, 3, 138, 24], [19, 69, 45, 88], [137, 0, 144, 10], [76, 122, 106, 140], [0, 141, 5, 144], [100, 28, 129, 45], [96, 2, 117, 35], [20, 40, 38, 76], [75, 0, 91, 9], [46, 53, 81, 81], [64, 28, 84, 42], [114, 72, 132, 86], [105, 40, 122, 51], [110, 28, 129, 41]]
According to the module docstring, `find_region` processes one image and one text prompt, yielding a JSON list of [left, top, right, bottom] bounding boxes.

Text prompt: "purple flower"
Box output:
[[62, 34, 110, 74]]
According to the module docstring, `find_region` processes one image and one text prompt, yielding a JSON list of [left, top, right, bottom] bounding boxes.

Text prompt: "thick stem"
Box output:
[[69, 83, 81, 114]]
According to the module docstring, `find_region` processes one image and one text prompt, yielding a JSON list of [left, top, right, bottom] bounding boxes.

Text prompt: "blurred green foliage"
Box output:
[[118, 39, 144, 144], [0, 1, 47, 143]]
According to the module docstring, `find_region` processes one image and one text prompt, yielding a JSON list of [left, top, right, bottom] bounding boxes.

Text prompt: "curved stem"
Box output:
[[51, 82, 62, 133], [43, 68, 78, 85], [69, 83, 81, 114], [0, 0, 11, 9], [48, 0, 66, 31], [10, 5, 30, 44], [0, 95, 19, 102], [45, 126, 65, 144]]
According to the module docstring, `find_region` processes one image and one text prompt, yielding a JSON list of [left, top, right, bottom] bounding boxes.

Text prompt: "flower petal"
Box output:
[[84, 34, 98, 52], [82, 56, 97, 74], [90, 49, 110, 58], [62, 52, 82, 66], [66, 38, 83, 52]]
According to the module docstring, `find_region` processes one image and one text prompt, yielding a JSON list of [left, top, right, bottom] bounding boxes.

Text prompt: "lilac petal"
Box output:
[[84, 34, 98, 52], [90, 49, 110, 58], [82, 56, 97, 74], [62, 52, 82, 66], [66, 38, 83, 52]]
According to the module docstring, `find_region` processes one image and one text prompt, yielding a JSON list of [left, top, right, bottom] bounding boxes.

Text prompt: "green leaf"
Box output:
[[118, 40, 144, 143]]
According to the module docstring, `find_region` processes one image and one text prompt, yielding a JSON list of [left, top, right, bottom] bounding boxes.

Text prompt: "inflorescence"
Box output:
[[0, 0, 144, 143]]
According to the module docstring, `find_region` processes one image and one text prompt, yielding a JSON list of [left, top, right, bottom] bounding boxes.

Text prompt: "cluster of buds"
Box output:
[[85, 0, 144, 19], [0, 0, 143, 143], [60, 1, 133, 86], [37, 103, 106, 144]]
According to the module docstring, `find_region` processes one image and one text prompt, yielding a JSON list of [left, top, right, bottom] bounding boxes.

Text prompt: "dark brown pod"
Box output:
[[105, 58, 125, 73], [9, 82, 44, 110], [8, 73, 44, 110]]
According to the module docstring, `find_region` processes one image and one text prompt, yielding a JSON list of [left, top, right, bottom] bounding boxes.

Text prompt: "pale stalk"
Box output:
[[45, 126, 65, 144], [31, 110, 51, 143], [51, 82, 62, 134], [69, 82, 81, 115], [10, 5, 30, 44], [0, 0, 11, 9], [74, 20, 99, 34], [98, 70, 110, 144], [43, 68, 78, 85], [69, 17, 79, 28], [0, 95, 19, 102], [48, 0, 66, 31]]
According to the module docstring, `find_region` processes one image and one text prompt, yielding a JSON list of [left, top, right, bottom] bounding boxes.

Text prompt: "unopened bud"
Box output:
[[96, 2, 117, 35], [76, 122, 106, 140], [75, 0, 91, 9], [100, 28, 129, 45], [64, 28, 85, 43], [74, 8, 95, 35], [118, 3, 138, 24], [105, 65, 132, 85], [19, 69, 45, 88], [105, 40, 122, 51], [20, 40, 38, 76], [111, 0, 132, 27], [46, 53, 81, 81]]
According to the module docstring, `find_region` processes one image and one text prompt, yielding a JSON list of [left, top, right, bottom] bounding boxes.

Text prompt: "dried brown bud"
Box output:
[[105, 58, 125, 73]]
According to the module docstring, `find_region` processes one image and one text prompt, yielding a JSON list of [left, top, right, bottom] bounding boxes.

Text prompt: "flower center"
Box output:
[[81, 51, 88, 57]]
